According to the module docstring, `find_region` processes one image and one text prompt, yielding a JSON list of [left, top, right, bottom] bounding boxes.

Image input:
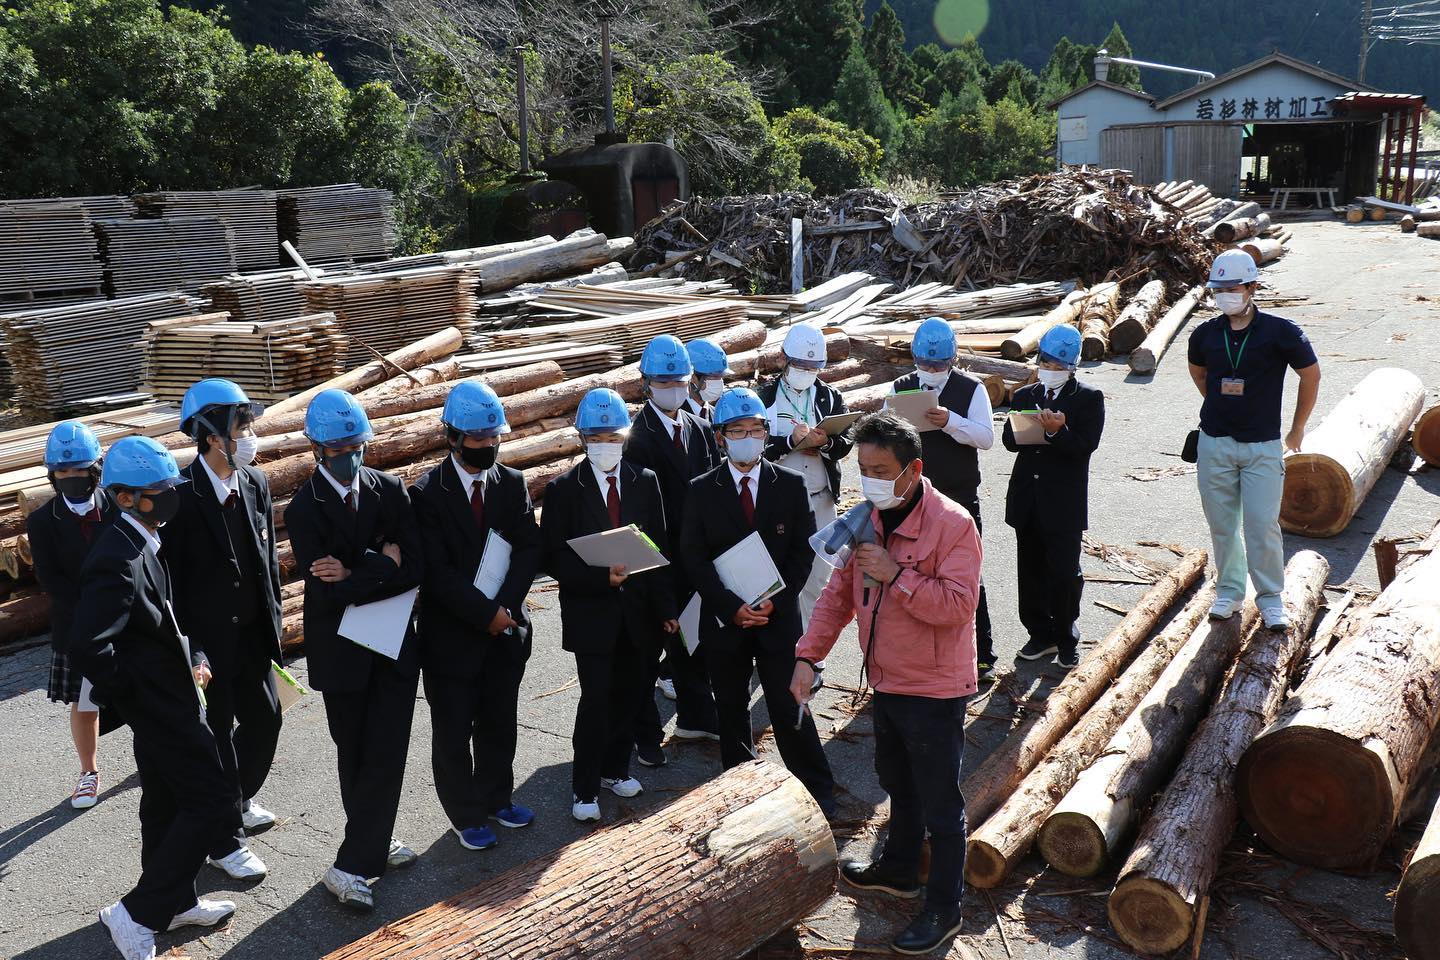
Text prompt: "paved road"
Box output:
[[2, 219, 1435, 959]]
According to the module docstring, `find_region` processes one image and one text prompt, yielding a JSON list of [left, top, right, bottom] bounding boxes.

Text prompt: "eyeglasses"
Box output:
[[915, 361, 951, 373], [723, 426, 768, 439]]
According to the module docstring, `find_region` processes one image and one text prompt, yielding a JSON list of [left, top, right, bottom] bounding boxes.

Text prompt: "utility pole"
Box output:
[[1358, 0, 1373, 82]]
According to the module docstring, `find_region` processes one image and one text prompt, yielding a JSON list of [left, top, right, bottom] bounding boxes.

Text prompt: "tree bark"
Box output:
[[1202, 202, 1262, 235], [1108, 552, 1329, 953], [1420, 222, 1440, 239], [265, 327, 464, 417], [1396, 794, 1440, 960], [1129, 286, 1206, 376], [1240, 238, 1284, 265], [965, 585, 1224, 888], [353, 359, 462, 402], [1001, 287, 1096, 360], [322, 761, 835, 960], [1401, 214, 1418, 233], [470, 233, 634, 293], [1237, 547, 1440, 870], [1212, 214, 1272, 243], [1281, 368, 1425, 537], [950, 352, 1035, 382], [499, 427, 583, 470], [841, 383, 895, 414], [0, 588, 50, 645], [1079, 282, 1123, 361], [1106, 280, 1170, 355], [961, 549, 1208, 829], [1412, 403, 1440, 467]]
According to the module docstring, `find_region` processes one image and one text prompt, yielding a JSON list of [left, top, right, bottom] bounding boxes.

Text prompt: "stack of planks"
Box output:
[[95, 216, 238, 298], [473, 300, 751, 363], [0, 200, 107, 305], [277, 184, 396, 265], [141, 312, 348, 404], [133, 189, 279, 272], [300, 265, 481, 368], [454, 343, 625, 378], [202, 269, 332, 324]]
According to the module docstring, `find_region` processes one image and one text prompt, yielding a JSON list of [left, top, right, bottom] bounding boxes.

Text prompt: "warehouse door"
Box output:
[[1100, 125, 1164, 184], [1171, 124, 1243, 197]]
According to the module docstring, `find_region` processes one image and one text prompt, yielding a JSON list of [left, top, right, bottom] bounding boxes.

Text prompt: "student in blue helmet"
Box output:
[[162, 378, 281, 883], [683, 336, 731, 421], [283, 389, 425, 911], [1001, 325, 1105, 671], [410, 381, 542, 850], [68, 436, 237, 960], [29, 421, 119, 810]]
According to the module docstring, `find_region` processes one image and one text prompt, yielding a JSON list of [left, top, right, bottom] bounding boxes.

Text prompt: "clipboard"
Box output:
[[271, 661, 309, 712], [1008, 411, 1048, 445], [473, 529, 512, 599], [713, 531, 786, 607], [567, 524, 670, 574], [338, 587, 419, 660], [816, 410, 862, 435], [884, 389, 941, 432]]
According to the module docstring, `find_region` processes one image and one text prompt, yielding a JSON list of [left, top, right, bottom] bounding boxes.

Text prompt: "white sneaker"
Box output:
[[99, 901, 156, 960], [167, 898, 237, 931], [71, 771, 99, 810], [1209, 597, 1239, 620], [241, 799, 276, 830], [601, 776, 643, 798], [207, 845, 268, 880], [1261, 606, 1290, 631], [387, 838, 418, 868], [672, 727, 721, 741], [322, 866, 373, 911], [572, 796, 601, 822], [657, 677, 677, 700]]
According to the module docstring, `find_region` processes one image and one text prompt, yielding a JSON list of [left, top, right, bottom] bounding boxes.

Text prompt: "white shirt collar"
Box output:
[[728, 459, 761, 498], [589, 458, 621, 497], [197, 454, 240, 503], [63, 490, 98, 517], [648, 401, 681, 432], [318, 464, 359, 502], [450, 454, 485, 499], [121, 513, 162, 554]]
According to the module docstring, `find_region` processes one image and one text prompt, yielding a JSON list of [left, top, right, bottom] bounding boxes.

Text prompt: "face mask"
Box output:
[[650, 384, 689, 412], [458, 443, 497, 471], [1036, 369, 1071, 392], [698, 379, 725, 403], [1214, 291, 1249, 316], [323, 448, 364, 485], [129, 487, 180, 527], [917, 369, 950, 390], [784, 367, 818, 392], [586, 442, 623, 473], [726, 436, 765, 465], [53, 475, 95, 504], [861, 468, 915, 510], [231, 434, 259, 468]]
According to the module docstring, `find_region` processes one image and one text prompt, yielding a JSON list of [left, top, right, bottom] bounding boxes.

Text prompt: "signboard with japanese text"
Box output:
[[1163, 61, 1351, 125]]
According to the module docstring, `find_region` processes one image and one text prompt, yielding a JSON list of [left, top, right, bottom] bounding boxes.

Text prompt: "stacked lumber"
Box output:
[[95, 216, 238, 298], [0, 293, 198, 416], [454, 343, 624, 378], [0, 200, 106, 304], [301, 266, 480, 368], [201, 269, 333, 324], [861, 280, 1067, 324], [133, 189, 279, 272], [141, 312, 348, 404], [277, 184, 395, 264], [473, 300, 750, 363]]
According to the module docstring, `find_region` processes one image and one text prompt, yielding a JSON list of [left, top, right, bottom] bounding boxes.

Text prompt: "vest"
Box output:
[[221, 494, 264, 626], [893, 370, 981, 503]]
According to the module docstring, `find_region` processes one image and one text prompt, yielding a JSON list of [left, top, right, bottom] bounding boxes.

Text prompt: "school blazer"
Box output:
[[541, 460, 677, 655], [680, 460, 818, 656], [623, 403, 719, 554], [410, 457, 542, 674], [756, 376, 855, 502], [283, 466, 425, 694], [1001, 378, 1105, 533], [27, 491, 119, 654]]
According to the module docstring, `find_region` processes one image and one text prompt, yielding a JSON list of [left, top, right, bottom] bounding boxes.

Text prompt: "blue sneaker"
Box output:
[[491, 804, 534, 829], [453, 825, 498, 850]]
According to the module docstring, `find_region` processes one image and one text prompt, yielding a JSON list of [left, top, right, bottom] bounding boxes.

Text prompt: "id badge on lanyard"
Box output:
[[1221, 326, 1252, 398]]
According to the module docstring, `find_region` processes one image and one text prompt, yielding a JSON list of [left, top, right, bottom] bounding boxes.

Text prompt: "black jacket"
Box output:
[[162, 460, 284, 676], [623, 401, 719, 543], [541, 459, 677, 655], [755, 376, 855, 501], [410, 456, 542, 674], [67, 519, 207, 712], [283, 466, 425, 694], [27, 490, 119, 654], [1002, 378, 1105, 533], [680, 460, 817, 656]]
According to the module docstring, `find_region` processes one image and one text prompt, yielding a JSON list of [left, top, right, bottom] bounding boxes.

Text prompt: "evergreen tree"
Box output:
[[1099, 22, 1142, 89], [727, 0, 864, 112], [984, 59, 1039, 107], [831, 42, 902, 158], [861, 2, 922, 109]]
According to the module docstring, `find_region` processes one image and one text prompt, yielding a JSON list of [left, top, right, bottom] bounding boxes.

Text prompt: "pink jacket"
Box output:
[[797, 477, 981, 699]]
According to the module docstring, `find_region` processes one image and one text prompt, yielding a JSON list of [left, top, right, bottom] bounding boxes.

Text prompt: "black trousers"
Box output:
[[116, 683, 233, 932], [705, 638, 835, 812], [572, 636, 652, 801], [205, 642, 282, 859], [872, 692, 969, 912], [958, 496, 995, 663], [635, 629, 719, 748], [1015, 520, 1084, 654], [423, 648, 525, 829], [322, 660, 418, 879]]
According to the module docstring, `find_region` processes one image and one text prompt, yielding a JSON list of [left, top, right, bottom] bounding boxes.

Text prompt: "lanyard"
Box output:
[[1223, 325, 1253, 375], [777, 381, 815, 426]]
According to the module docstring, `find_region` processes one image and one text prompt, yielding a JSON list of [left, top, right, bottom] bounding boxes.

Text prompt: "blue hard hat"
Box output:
[[1038, 326, 1082, 369], [442, 381, 510, 437], [101, 436, 185, 491], [639, 334, 693, 379], [44, 421, 102, 470], [685, 338, 732, 377], [304, 389, 374, 447], [576, 388, 631, 435], [180, 378, 264, 436], [912, 317, 956, 363], [713, 387, 767, 426]]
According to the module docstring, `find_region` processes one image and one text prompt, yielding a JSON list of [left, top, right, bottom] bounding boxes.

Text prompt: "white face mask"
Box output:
[[650, 383, 690, 412], [1214, 291, 1249, 316], [784, 367, 818, 392], [916, 369, 950, 390], [698, 378, 725, 403], [232, 433, 259, 467], [725, 436, 765, 466], [586, 442, 623, 474], [1036, 369, 1071, 392], [860, 468, 915, 510]]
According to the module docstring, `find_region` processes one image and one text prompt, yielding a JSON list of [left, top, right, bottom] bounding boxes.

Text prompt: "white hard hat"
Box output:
[[782, 323, 827, 366], [1207, 248, 1258, 288]]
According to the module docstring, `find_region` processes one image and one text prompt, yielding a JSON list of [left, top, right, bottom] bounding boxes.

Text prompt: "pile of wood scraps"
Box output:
[[133, 188, 279, 272], [277, 184, 396, 264], [95, 216, 238, 298], [141, 312, 348, 404]]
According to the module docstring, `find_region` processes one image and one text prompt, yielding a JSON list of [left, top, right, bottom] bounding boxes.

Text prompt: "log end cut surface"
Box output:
[[1108, 875, 1195, 955], [964, 839, 1011, 889], [1280, 453, 1354, 537], [1413, 405, 1440, 467], [1037, 810, 1108, 878], [1396, 856, 1440, 960]]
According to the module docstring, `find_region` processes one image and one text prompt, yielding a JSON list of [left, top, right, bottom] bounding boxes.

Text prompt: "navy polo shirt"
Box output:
[[1187, 310, 1317, 443]]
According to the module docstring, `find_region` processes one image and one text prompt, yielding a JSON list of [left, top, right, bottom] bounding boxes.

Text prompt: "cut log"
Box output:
[[1106, 280, 1169, 355], [961, 549, 1207, 828], [1236, 547, 1440, 870], [264, 327, 463, 417], [1412, 403, 1440, 467], [1346, 205, 1366, 223], [966, 584, 1227, 888], [499, 427, 583, 469], [1240, 238, 1284, 265], [950, 352, 1035, 382], [1369, 206, 1387, 221], [0, 588, 50, 645], [1078, 282, 1123, 361], [1203, 201, 1262, 234], [1401, 214, 1417, 233], [1129, 286, 1206, 376], [1419, 222, 1440, 239], [1281, 367, 1425, 537], [1396, 794, 1440, 960], [353, 359, 462, 402], [322, 761, 834, 960], [1212, 214, 1271, 243], [1001, 287, 1097, 360], [841, 383, 894, 414], [470, 232, 633, 293]]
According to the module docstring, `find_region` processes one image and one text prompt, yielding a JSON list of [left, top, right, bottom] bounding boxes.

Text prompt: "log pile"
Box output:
[[141, 312, 348, 404], [133, 188, 279, 272], [1396, 793, 1440, 960], [277, 184, 396, 265]]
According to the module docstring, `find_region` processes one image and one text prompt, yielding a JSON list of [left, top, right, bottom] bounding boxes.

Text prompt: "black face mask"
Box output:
[[322, 449, 364, 485], [129, 488, 180, 527], [458, 444, 498, 471], [53, 475, 96, 504]]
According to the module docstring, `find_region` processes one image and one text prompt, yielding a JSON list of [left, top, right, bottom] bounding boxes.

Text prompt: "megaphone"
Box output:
[[810, 500, 880, 588]]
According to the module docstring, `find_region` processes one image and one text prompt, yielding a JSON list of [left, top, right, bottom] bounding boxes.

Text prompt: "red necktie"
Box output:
[[223, 491, 238, 510], [79, 506, 101, 543], [344, 491, 356, 513], [739, 476, 755, 529], [673, 424, 684, 451], [470, 482, 485, 529], [606, 477, 621, 529]]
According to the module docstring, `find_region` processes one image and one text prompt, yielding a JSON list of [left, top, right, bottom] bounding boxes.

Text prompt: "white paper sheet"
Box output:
[[339, 587, 419, 661], [1008, 411, 1049, 445], [714, 531, 785, 608], [473, 530, 512, 599], [566, 524, 670, 574], [678, 592, 702, 656], [884, 389, 941, 432]]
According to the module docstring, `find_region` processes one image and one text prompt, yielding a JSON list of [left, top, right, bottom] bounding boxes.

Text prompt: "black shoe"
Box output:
[[976, 659, 995, 681], [1057, 649, 1079, 669], [839, 859, 921, 899], [1016, 637, 1059, 661], [635, 742, 667, 768], [891, 908, 964, 955]]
